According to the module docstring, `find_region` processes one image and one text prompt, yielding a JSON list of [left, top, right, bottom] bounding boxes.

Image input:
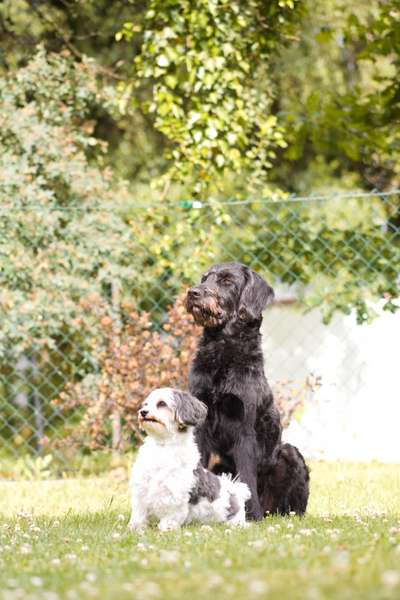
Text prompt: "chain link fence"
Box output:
[[1, 191, 399, 465]]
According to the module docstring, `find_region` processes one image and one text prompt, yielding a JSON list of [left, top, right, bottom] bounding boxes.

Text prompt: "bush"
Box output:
[[55, 292, 199, 450]]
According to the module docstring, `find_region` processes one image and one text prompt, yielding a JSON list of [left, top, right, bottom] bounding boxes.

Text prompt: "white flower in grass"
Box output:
[[141, 582, 161, 598], [299, 528, 313, 537], [248, 539, 265, 550], [79, 582, 98, 597], [81, 545, 89, 552], [117, 514, 125, 521], [200, 525, 212, 532], [86, 573, 97, 583], [111, 532, 121, 540], [42, 591, 60, 600], [20, 544, 32, 554], [223, 584, 236, 595], [331, 551, 350, 571], [223, 558, 232, 567], [381, 571, 400, 588], [307, 585, 321, 599], [51, 558, 61, 566], [137, 542, 148, 551], [52, 520, 60, 528], [183, 531, 192, 537], [65, 553, 77, 561], [248, 580, 269, 595], [31, 576, 44, 587], [207, 574, 223, 588], [224, 528, 232, 535], [159, 550, 179, 564], [30, 526, 41, 533]]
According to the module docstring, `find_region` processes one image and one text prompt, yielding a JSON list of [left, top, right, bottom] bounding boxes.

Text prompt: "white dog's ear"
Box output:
[[173, 390, 207, 429]]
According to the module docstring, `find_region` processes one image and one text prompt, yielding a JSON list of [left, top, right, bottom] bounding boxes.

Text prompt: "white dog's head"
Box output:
[[138, 388, 207, 438]]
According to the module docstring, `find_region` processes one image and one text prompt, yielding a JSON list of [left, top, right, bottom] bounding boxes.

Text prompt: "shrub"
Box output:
[[55, 292, 199, 450]]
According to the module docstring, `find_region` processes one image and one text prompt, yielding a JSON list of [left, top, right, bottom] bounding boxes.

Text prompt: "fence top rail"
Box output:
[[0, 189, 399, 212]]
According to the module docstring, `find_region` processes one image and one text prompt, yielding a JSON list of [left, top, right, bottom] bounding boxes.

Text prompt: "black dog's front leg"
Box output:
[[194, 425, 211, 468], [233, 434, 263, 521]]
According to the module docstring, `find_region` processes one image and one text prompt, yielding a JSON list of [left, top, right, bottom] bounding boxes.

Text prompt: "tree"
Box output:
[[119, 0, 303, 196], [0, 49, 138, 449], [0, 0, 164, 183], [273, 0, 400, 194]]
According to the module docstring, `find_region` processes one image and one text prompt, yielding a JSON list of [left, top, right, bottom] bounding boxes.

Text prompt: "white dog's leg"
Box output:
[[158, 507, 188, 532], [128, 498, 147, 532]]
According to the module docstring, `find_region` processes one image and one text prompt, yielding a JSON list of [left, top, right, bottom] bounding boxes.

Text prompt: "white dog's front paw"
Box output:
[[158, 519, 181, 532], [128, 518, 146, 533]]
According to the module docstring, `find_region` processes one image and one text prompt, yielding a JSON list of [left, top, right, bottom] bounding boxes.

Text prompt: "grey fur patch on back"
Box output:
[[226, 492, 240, 520], [173, 390, 208, 428], [189, 463, 221, 505]]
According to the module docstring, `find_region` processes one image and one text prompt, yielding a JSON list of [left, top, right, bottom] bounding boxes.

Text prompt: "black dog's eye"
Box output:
[[221, 277, 234, 285], [157, 400, 167, 408]]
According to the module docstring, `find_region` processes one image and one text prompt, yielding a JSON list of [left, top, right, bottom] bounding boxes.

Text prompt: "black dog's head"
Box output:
[[186, 262, 274, 329]]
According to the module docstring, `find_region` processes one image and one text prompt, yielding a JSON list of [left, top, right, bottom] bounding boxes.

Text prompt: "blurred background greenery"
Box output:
[[0, 0, 399, 467]]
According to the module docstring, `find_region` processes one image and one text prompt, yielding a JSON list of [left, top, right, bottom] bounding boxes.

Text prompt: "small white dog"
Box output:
[[128, 387, 251, 532]]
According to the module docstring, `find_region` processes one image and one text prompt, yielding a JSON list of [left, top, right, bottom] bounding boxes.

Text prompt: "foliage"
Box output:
[[0, 0, 165, 183], [0, 48, 130, 355], [119, 0, 303, 195], [8, 454, 54, 481], [275, 0, 400, 194], [124, 195, 399, 325], [116, 0, 399, 322], [0, 48, 140, 447], [55, 293, 199, 450]]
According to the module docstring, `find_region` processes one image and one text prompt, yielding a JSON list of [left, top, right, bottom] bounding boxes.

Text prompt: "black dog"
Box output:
[[186, 262, 309, 521]]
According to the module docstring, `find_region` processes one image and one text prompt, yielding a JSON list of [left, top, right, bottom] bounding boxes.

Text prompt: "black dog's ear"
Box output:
[[173, 390, 208, 429], [238, 268, 274, 322]]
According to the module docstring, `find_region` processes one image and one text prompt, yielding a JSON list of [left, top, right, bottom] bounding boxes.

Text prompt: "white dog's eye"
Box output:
[[157, 400, 167, 408]]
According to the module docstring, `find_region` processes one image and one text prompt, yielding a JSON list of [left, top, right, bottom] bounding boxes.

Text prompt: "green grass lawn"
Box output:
[[0, 461, 399, 600]]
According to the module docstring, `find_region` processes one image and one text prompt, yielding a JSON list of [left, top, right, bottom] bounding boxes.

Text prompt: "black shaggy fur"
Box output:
[[186, 262, 310, 521]]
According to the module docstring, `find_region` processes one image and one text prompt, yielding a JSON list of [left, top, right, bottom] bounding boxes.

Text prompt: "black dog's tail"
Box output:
[[263, 443, 310, 516]]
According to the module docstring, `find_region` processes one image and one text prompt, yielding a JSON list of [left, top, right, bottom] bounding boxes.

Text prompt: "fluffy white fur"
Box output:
[[129, 388, 250, 532]]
